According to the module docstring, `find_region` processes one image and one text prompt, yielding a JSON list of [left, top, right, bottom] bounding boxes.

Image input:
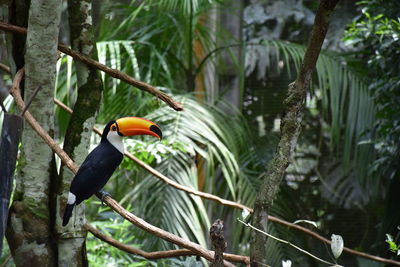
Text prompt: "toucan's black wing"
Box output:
[[70, 142, 123, 204]]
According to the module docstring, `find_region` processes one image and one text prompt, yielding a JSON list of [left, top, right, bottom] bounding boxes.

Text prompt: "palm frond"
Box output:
[[151, 0, 222, 16], [90, 96, 252, 253], [147, 97, 242, 197], [247, 40, 375, 184]]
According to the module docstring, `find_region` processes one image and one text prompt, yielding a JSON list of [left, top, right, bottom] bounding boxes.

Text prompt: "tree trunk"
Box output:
[[55, 0, 103, 266], [194, 8, 218, 104], [5, 0, 62, 266], [218, 0, 244, 110], [250, 1, 339, 266]]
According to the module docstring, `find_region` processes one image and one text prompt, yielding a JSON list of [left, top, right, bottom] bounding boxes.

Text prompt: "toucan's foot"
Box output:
[[99, 190, 111, 205]]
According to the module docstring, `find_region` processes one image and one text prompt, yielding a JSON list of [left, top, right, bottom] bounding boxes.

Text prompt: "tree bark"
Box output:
[[5, 0, 62, 266], [56, 0, 103, 266], [250, 1, 339, 266], [210, 219, 226, 267]]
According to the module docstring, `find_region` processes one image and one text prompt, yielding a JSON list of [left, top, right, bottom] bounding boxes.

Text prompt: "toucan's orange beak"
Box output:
[[116, 117, 162, 139]]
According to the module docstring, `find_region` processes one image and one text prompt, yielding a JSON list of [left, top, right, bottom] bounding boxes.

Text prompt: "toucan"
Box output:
[[62, 117, 162, 226]]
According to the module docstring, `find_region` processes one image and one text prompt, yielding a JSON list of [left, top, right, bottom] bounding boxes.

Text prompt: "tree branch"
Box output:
[[85, 223, 194, 259], [94, 192, 238, 267], [249, 1, 391, 266], [20, 85, 42, 116], [85, 223, 248, 264], [0, 63, 11, 74], [0, 21, 183, 111], [240, 219, 339, 266], [10, 75, 245, 267], [53, 97, 400, 267], [10, 69, 78, 173]]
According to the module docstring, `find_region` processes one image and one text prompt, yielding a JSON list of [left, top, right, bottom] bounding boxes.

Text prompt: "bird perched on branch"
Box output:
[[62, 117, 162, 226]]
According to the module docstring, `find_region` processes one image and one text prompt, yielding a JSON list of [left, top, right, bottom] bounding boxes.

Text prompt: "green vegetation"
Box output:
[[1, 0, 399, 266], [55, 0, 400, 265]]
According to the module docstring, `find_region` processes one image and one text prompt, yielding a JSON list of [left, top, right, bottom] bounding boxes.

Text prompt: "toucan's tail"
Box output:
[[62, 204, 74, 226]]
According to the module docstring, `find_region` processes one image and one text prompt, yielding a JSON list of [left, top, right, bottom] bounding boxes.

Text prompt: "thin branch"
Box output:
[[94, 192, 238, 267], [57, 44, 183, 111], [10, 69, 78, 173], [85, 223, 194, 259], [239, 219, 339, 266], [124, 151, 252, 211], [21, 85, 42, 116], [10, 79, 246, 267], [85, 223, 249, 264], [0, 63, 11, 74], [54, 98, 73, 113], [0, 21, 183, 111], [262, 216, 400, 266], [53, 97, 400, 267]]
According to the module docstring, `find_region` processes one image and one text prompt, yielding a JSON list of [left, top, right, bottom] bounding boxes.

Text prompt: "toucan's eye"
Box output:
[[111, 125, 117, 131]]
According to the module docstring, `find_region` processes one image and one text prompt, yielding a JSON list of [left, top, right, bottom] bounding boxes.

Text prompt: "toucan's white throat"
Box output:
[[107, 131, 124, 154]]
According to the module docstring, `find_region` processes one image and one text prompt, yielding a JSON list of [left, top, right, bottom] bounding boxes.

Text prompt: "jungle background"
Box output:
[[0, 0, 399, 266]]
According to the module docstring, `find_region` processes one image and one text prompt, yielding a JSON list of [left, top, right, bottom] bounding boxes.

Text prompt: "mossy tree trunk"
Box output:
[[55, 0, 103, 266], [5, 0, 62, 266], [249, 1, 339, 266]]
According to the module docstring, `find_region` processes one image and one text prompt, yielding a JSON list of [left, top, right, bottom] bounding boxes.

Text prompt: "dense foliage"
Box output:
[[344, 0, 400, 181], [344, 0, 400, 256], [1, 0, 399, 266], [50, 0, 400, 266]]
